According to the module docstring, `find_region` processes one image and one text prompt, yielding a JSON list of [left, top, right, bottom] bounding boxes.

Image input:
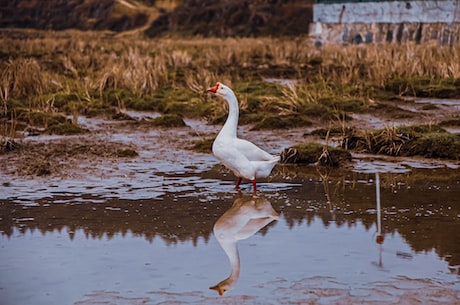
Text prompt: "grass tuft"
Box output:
[[281, 143, 352, 167], [150, 114, 187, 127], [344, 124, 460, 159]]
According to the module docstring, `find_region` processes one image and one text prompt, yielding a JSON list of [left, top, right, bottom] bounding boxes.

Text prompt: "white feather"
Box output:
[[208, 82, 279, 189]]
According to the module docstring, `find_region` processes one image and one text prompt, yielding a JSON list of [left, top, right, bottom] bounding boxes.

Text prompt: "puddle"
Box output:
[[1, 166, 460, 305], [1, 113, 460, 304], [352, 153, 460, 173], [352, 97, 460, 133], [414, 98, 460, 107]]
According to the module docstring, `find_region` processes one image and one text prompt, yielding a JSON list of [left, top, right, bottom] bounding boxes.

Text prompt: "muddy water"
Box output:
[[1, 110, 460, 304], [1, 164, 460, 305]]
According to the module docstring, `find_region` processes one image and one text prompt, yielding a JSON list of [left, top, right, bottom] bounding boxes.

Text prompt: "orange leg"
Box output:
[[251, 179, 257, 192], [234, 177, 242, 190]]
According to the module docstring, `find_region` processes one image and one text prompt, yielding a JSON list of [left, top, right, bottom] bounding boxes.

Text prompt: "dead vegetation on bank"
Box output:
[[1, 30, 460, 164], [1, 137, 138, 176]]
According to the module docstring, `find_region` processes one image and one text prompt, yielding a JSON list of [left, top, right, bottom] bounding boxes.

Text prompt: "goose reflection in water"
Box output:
[[210, 193, 280, 296]]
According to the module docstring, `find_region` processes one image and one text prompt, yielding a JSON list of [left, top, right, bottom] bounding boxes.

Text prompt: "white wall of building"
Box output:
[[314, 1, 460, 24]]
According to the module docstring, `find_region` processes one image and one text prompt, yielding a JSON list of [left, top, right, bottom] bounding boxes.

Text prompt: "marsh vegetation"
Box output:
[[1, 30, 459, 161]]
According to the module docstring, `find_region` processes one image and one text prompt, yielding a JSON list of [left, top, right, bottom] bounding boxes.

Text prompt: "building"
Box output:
[[312, 0, 460, 44]]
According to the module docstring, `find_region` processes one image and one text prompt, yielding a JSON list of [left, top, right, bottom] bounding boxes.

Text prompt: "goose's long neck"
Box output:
[[219, 93, 239, 138], [220, 239, 241, 281]]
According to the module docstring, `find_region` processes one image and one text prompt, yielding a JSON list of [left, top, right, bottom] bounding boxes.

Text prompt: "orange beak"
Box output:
[[209, 285, 224, 296], [207, 82, 219, 93]]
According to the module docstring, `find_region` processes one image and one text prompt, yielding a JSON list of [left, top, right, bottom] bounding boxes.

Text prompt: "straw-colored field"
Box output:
[[1, 30, 460, 160]]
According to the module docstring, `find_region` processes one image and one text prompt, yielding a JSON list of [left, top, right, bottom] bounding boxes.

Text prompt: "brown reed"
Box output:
[[0, 30, 459, 119]]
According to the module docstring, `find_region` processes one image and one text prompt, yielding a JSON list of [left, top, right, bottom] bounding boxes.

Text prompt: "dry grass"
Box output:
[[1, 32, 459, 99], [0, 30, 459, 143], [0, 58, 51, 102], [316, 42, 460, 85], [0, 106, 17, 152]]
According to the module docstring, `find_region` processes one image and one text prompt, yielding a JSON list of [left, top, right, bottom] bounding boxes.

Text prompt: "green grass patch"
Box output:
[[281, 143, 352, 167], [385, 77, 460, 98], [439, 119, 460, 127], [154, 87, 211, 117], [233, 80, 285, 112], [251, 114, 312, 130], [319, 97, 366, 113], [310, 126, 356, 139], [238, 111, 266, 125], [102, 89, 157, 111], [408, 132, 460, 159], [344, 124, 460, 159], [371, 102, 415, 119], [27, 111, 68, 128], [150, 114, 187, 127], [45, 121, 88, 135], [188, 137, 215, 153]]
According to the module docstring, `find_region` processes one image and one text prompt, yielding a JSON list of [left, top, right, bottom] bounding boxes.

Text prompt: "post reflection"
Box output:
[[209, 192, 280, 296], [372, 171, 414, 268], [375, 173, 385, 245], [373, 172, 386, 269]]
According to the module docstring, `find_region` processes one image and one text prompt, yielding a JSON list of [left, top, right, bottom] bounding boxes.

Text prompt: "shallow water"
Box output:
[[414, 98, 460, 107], [1, 111, 460, 304], [1, 164, 460, 305]]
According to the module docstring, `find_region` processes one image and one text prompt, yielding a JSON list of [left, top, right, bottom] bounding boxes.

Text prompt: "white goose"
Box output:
[[209, 194, 280, 296], [207, 82, 280, 192]]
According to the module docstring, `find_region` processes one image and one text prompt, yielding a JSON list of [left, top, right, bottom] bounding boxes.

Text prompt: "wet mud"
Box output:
[[1, 108, 460, 304]]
